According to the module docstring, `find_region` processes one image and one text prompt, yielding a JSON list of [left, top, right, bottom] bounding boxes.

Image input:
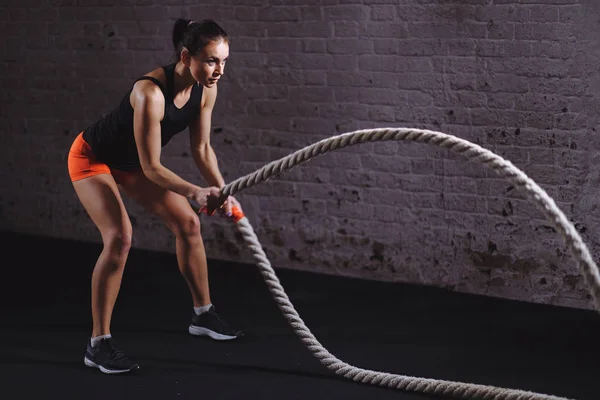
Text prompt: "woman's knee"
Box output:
[[103, 228, 133, 258], [172, 212, 202, 241]]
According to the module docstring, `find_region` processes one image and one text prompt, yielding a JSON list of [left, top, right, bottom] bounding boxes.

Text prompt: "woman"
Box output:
[[67, 19, 243, 375]]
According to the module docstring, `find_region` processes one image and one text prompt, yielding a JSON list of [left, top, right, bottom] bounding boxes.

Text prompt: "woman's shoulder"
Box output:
[[131, 66, 167, 97], [200, 83, 217, 108], [132, 78, 164, 99], [130, 75, 166, 112], [136, 66, 167, 88]]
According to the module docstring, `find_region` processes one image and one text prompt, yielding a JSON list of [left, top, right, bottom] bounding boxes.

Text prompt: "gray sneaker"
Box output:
[[189, 306, 243, 340], [84, 337, 140, 374]]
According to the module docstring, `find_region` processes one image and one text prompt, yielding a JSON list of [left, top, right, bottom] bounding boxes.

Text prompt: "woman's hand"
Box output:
[[220, 195, 242, 217], [190, 186, 222, 213]]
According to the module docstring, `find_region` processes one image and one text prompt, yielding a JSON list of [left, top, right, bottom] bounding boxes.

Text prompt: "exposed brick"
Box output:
[[2, 0, 598, 312]]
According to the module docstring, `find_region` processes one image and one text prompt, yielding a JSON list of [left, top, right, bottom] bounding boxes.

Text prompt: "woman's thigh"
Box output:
[[117, 171, 198, 235], [72, 173, 132, 240]]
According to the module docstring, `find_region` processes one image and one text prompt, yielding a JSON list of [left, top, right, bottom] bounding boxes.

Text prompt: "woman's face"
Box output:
[[189, 39, 229, 88]]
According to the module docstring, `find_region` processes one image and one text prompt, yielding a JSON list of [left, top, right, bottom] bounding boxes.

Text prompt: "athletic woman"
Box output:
[[67, 19, 243, 375]]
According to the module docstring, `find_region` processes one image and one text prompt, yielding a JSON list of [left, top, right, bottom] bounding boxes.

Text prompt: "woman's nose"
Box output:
[[215, 63, 225, 75]]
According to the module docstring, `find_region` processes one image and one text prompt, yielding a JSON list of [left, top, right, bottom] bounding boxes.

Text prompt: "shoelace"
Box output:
[[208, 309, 236, 333], [105, 340, 128, 361]]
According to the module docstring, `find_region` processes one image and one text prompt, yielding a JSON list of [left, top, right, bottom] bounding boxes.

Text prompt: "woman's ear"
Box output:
[[181, 48, 191, 67]]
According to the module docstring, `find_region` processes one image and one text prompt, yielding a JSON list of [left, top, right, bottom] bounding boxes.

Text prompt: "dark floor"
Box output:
[[1, 230, 599, 400]]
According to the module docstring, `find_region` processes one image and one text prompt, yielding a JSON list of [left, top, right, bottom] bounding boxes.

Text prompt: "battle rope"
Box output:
[[203, 127, 599, 400]]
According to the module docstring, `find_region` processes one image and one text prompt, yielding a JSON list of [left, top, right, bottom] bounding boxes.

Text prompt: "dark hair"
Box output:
[[172, 19, 229, 58]]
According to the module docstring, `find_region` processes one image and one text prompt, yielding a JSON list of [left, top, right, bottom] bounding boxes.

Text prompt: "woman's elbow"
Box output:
[[140, 162, 163, 178]]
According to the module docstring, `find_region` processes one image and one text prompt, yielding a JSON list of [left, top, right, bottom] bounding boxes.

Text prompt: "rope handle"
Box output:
[[188, 198, 246, 223]]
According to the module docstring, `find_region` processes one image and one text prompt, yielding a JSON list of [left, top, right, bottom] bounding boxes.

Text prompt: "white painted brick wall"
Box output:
[[1, 0, 599, 310]]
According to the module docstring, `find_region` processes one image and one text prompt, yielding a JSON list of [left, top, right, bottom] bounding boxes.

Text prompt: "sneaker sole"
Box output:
[[84, 357, 139, 374], [188, 325, 239, 340]]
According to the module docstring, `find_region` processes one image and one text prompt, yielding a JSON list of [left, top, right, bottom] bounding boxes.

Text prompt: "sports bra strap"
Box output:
[[162, 63, 175, 99], [133, 76, 166, 94]]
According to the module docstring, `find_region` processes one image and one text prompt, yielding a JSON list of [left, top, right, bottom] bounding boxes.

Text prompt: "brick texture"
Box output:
[[1, 0, 599, 310]]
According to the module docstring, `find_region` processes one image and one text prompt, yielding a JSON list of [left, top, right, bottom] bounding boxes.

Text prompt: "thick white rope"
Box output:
[[221, 128, 597, 400]]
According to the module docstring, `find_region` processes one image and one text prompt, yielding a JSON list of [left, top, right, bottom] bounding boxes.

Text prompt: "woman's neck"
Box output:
[[173, 61, 196, 93]]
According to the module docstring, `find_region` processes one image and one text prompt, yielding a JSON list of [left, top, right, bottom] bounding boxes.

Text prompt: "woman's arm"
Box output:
[[131, 80, 219, 206], [189, 85, 242, 214], [189, 85, 226, 188]]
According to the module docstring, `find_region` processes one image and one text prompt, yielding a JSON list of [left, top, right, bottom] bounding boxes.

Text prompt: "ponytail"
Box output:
[[172, 18, 191, 54]]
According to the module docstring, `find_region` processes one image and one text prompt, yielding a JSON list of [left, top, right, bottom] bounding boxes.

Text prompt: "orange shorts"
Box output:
[[67, 132, 133, 184]]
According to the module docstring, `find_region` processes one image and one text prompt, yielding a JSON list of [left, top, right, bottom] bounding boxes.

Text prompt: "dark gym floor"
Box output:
[[1, 230, 598, 400]]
